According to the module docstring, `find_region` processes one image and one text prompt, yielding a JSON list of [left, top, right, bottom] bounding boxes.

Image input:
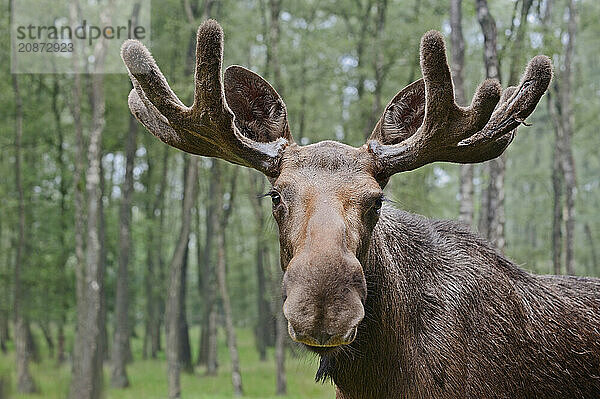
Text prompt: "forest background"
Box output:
[[1, 0, 598, 398]]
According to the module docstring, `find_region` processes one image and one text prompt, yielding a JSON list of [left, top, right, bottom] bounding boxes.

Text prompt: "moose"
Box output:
[[121, 19, 600, 399]]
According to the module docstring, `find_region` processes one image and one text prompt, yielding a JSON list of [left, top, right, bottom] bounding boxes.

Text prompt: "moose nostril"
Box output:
[[343, 327, 358, 343], [314, 332, 333, 346], [287, 322, 298, 341]]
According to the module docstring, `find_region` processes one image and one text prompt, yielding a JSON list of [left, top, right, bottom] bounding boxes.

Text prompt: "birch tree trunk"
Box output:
[[214, 163, 243, 395], [68, 0, 87, 387], [0, 243, 7, 354], [548, 0, 577, 276], [560, 0, 577, 276], [177, 157, 193, 373], [11, 5, 38, 382], [585, 224, 598, 273], [551, 115, 564, 275], [507, 0, 534, 86], [0, 374, 7, 399], [69, 0, 86, 389], [451, 0, 474, 226], [476, 0, 505, 251], [99, 160, 109, 363], [196, 193, 208, 366], [336, 0, 374, 137], [145, 147, 169, 358], [69, 3, 111, 394], [249, 173, 274, 361], [75, 68, 108, 399], [142, 149, 156, 360], [12, 64, 37, 396], [154, 148, 169, 357], [111, 114, 137, 387], [198, 161, 219, 374], [69, 70, 107, 399], [364, 0, 389, 138], [52, 76, 68, 365], [179, 242, 193, 373], [266, 0, 282, 92], [166, 156, 198, 399], [143, 147, 169, 359]]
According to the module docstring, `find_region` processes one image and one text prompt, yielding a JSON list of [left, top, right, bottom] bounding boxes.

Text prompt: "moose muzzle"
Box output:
[[282, 250, 367, 348]]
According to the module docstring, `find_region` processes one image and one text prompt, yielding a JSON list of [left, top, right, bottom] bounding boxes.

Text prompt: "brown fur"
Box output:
[[323, 206, 600, 398]]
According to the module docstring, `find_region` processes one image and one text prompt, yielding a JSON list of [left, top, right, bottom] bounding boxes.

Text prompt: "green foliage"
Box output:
[[0, 327, 333, 399]]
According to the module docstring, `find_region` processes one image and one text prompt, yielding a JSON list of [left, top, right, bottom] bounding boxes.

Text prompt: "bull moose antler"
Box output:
[[122, 20, 551, 183], [121, 20, 291, 177], [367, 31, 552, 182]]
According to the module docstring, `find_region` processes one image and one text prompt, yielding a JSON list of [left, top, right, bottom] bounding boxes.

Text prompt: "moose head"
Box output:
[[121, 20, 551, 352]]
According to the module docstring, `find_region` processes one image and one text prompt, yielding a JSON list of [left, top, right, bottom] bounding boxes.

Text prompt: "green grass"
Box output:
[[0, 327, 335, 399]]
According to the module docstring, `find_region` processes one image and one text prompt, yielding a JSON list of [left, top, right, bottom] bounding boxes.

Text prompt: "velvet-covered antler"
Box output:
[[121, 19, 290, 177], [367, 31, 552, 182]]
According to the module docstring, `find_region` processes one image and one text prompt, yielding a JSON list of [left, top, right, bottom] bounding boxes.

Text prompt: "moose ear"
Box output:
[[224, 65, 294, 144], [368, 79, 425, 145]]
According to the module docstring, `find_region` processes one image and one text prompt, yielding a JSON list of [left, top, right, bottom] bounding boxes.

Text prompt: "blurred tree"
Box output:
[[166, 155, 198, 399], [198, 161, 220, 375], [143, 147, 169, 359], [548, 0, 577, 276], [450, 0, 474, 226], [215, 163, 243, 395], [364, 0, 389, 138], [68, 3, 110, 397], [111, 112, 137, 388], [250, 171, 275, 361], [51, 75, 69, 365], [179, 206, 193, 374], [11, 56, 37, 397], [476, 0, 505, 251]]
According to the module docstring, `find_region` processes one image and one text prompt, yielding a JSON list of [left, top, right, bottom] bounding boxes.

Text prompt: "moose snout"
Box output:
[[287, 322, 359, 347], [283, 293, 364, 347], [282, 257, 366, 348]]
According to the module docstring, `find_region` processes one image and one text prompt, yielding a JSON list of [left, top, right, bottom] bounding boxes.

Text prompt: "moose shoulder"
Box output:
[[121, 19, 600, 399]]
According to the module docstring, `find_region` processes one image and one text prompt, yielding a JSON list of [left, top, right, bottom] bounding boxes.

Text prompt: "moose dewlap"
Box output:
[[122, 19, 600, 399]]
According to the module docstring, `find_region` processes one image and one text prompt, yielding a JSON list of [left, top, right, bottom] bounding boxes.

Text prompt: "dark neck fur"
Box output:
[[318, 207, 444, 397], [318, 205, 600, 399]]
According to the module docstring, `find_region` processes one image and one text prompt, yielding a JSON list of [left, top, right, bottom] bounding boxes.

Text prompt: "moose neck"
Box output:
[[320, 205, 600, 399], [319, 205, 438, 398]]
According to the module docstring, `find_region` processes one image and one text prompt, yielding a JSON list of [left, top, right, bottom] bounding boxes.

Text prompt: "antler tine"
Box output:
[[192, 20, 225, 115], [368, 31, 551, 180], [419, 31, 456, 114], [127, 84, 229, 158], [121, 40, 188, 122], [125, 59, 226, 156], [457, 55, 553, 149], [121, 19, 288, 176]]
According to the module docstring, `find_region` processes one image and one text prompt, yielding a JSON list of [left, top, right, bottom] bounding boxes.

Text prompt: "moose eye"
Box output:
[[373, 196, 384, 213], [270, 191, 281, 207]]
